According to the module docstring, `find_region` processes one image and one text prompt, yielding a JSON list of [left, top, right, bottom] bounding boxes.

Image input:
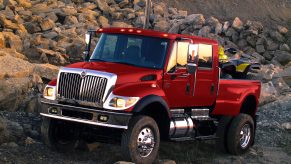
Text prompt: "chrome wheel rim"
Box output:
[[137, 127, 155, 157], [240, 123, 251, 149]]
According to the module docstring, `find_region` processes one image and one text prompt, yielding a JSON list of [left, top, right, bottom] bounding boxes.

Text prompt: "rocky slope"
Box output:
[[0, 0, 290, 163]]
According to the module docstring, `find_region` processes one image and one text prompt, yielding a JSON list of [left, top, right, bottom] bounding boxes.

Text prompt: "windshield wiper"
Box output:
[[90, 59, 107, 62], [113, 61, 139, 67]]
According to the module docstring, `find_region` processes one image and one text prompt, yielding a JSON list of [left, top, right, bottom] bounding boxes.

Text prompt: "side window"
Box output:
[[198, 44, 213, 68], [166, 42, 177, 73], [177, 42, 189, 68]]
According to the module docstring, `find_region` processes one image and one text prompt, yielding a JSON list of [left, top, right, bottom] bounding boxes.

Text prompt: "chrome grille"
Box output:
[[58, 72, 108, 104]]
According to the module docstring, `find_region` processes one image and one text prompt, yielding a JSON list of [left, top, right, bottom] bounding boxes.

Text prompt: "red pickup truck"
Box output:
[[40, 28, 261, 163]]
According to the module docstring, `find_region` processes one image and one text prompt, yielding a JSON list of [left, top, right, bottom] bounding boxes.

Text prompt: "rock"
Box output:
[[24, 22, 41, 33], [279, 44, 290, 52], [263, 51, 274, 61], [31, 3, 50, 14], [127, 13, 135, 20], [111, 21, 132, 28], [112, 12, 124, 20], [98, 16, 109, 28], [281, 122, 291, 130], [280, 66, 291, 86], [270, 31, 285, 43], [0, 32, 4, 48], [15, 0, 32, 8], [0, 15, 19, 30], [178, 10, 187, 17], [266, 39, 279, 51], [134, 15, 145, 28], [168, 21, 182, 34], [183, 14, 205, 26], [118, 0, 129, 8], [61, 7, 78, 16], [277, 25, 288, 34], [40, 19, 55, 31], [114, 162, 134, 164], [0, 48, 27, 60], [168, 7, 178, 15], [25, 137, 35, 145], [154, 19, 170, 32], [245, 20, 263, 35], [37, 48, 67, 65], [96, 0, 110, 14], [64, 16, 79, 25], [246, 35, 257, 47], [1, 142, 18, 148], [232, 17, 243, 31], [2, 32, 23, 52], [273, 50, 291, 65], [256, 44, 265, 54], [153, 3, 165, 16], [237, 39, 248, 49], [159, 160, 176, 164], [259, 82, 279, 105], [223, 21, 230, 33], [198, 26, 211, 37]]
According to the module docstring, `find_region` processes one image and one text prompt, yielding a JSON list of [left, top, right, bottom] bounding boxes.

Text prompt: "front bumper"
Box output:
[[40, 98, 132, 129]]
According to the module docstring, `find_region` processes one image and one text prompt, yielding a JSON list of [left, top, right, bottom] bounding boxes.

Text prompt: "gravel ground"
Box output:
[[0, 97, 290, 164]]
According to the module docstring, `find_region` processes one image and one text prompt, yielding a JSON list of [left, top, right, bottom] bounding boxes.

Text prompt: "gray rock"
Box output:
[[246, 35, 257, 47], [198, 26, 211, 37], [256, 44, 265, 54], [222, 21, 230, 33], [183, 14, 205, 26], [245, 20, 263, 35], [154, 19, 170, 32], [280, 66, 291, 86], [263, 51, 274, 61], [237, 39, 248, 49], [277, 25, 288, 34], [279, 44, 290, 52], [168, 7, 178, 15], [273, 50, 291, 65], [270, 31, 285, 42]]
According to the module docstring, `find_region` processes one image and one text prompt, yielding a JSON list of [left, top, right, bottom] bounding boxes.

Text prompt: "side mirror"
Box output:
[[187, 63, 197, 74], [84, 32, 92, 61], [187, 44, 199, 74]]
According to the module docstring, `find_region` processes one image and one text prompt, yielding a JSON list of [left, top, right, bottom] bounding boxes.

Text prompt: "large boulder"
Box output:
[[0, 118, 24, 144], [39, 19, 55, 31], [96, 0, 110, 14]]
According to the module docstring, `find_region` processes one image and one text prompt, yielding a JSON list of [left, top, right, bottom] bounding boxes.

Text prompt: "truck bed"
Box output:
[[212, 79, 261, 116]]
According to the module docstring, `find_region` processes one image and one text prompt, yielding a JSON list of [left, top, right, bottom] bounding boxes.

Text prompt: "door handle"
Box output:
[[178, 73, 189, 78]]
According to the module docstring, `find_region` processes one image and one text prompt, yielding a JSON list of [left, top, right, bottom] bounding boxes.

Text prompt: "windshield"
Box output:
[[90, 33, 170, 69]]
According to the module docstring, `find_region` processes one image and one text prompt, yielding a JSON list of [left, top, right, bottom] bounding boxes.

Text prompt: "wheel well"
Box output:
[[134, 102, 170, 140], [240, 95, 257, 117]]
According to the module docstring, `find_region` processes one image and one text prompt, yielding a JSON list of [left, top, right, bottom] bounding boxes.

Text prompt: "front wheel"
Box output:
[[121, 116, 160, 163], [227, 114, 255, 155], [41, 117, 79, 152]]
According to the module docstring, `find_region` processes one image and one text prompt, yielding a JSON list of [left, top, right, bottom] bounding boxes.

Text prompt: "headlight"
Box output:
[[104, 93, 139, 110], [43, 85, 56, 100]]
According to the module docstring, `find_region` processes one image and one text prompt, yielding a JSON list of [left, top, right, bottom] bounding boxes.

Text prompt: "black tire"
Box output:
[[41, 117, 78, 152], [121, 116, 160, 164], [227, 114, 254, 155], [216, 116, 233, 153]]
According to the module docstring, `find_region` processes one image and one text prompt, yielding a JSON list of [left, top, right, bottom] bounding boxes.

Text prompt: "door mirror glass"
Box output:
[[188, 44, 199, 64], [187, 44, 198, 74], [85, 33, 91, 44]]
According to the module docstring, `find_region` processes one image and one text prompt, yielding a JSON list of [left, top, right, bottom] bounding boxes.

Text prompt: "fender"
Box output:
[[132, 95, 171, 118]]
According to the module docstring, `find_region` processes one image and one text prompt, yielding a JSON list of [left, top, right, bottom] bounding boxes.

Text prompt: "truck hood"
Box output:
[[65, 62, 163, 85]]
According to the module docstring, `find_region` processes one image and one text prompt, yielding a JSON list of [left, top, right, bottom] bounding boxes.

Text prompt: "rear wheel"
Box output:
[[227, 114, 254, 155], [121, 116, 160, 163], [41, 117, 79, 152], [216, 116, 233, 153]]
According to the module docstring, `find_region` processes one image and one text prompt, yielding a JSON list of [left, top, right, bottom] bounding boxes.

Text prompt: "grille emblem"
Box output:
[[81, 71, 87, 78]]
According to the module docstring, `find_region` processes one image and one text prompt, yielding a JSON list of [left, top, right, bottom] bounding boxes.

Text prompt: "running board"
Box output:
[[170, 135, 217, 142]]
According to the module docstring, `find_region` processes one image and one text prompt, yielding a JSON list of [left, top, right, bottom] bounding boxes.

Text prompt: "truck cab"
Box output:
[[41, 28, 261, 163]]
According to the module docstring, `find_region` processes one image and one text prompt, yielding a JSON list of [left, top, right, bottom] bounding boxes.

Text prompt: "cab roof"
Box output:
[[96, 27, 218, 45]]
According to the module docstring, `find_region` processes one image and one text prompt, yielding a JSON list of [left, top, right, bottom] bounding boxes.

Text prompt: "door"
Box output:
[[164, 42, 218, 108], [164, 41, 195, 108], [194, 44, 218, 106]]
